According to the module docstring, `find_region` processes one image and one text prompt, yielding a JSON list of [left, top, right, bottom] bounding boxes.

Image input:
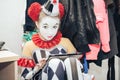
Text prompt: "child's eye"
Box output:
[[53, 26, 57, 28], [43, 26, 48, 29]]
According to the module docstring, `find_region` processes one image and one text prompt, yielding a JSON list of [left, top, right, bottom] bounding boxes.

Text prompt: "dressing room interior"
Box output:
[[0, 0, 120, 80]]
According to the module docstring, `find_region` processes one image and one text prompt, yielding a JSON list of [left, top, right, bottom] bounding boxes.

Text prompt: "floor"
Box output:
[[88, 56, 119, 80]]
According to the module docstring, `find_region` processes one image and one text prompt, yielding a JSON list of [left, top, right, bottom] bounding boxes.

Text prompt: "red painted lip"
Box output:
[[48, 36, 53, 38]]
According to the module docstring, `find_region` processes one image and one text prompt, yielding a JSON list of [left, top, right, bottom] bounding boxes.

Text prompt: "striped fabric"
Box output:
[[64, 58, 84, 80], [20, 46, 87, 80]]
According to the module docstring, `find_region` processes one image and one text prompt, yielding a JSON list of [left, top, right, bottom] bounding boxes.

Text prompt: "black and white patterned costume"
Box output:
[[20, 45, 84, 80]]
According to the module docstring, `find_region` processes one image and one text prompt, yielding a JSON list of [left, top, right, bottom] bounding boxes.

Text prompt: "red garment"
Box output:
[[93, 0, 110, 52], [86, 0, 110, 60]]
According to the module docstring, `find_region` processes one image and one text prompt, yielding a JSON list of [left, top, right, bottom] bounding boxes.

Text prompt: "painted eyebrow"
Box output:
[[55, 23, 59, 25], [43, 23, 48, 25], [43, 23, 59, 25]]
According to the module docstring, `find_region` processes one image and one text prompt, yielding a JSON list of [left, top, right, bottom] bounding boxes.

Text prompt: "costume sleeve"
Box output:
[[18, 58, 41, 80], [93, 0, 110, 52], [18, 41, 41, 79], [62, 38, 76, 53], [22, 41, 32, 57]]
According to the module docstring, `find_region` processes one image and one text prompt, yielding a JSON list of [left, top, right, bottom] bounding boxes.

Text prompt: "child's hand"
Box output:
[[37, 58, 47, 69]]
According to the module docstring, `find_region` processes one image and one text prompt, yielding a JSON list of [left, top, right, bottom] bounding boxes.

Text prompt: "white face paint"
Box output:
[[38, 16, 60, 41]]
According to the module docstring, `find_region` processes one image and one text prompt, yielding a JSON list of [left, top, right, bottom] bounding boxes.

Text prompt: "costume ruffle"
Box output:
[[32, 31, 62, 49], [17, 58, 35, 68]]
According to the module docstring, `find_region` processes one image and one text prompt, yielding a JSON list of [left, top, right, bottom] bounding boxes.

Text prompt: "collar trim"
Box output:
[[32, 31, 62, 49]]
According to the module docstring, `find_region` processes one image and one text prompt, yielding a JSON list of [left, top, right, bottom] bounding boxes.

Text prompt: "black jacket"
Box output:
[[60, 0, 100, 53]]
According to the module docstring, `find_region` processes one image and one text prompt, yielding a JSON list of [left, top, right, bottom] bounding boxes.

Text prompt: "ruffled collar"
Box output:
[[32, 31, 62, 49]]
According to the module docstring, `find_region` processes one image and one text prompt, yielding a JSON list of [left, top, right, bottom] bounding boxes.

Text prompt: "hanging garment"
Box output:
[[88, 4, 118, 66], [60, 0, 100, 53], [113, 0, 120, 57], [60, 0, 90, 53], [119, 0, 120, 14], [86, 0, 110, 60], [114, 13, 120, 57], [104, 0, 114, 6], [93, 0, 110, 52], [97, 7, 118, 60], [107, 56, 115, 80], [112, 0, 120, 15], [83, 0, 100, 44]]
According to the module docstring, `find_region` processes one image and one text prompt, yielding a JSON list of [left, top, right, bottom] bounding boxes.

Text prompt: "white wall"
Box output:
[[0, 0, 26, 55]]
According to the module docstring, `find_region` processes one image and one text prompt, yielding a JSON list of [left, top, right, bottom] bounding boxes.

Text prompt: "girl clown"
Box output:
[[18, 0, 84, 80]]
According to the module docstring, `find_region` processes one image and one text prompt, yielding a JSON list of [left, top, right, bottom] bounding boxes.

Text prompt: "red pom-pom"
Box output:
[[53, 0, 57, 3], [28, 2, 42, 21], [59, 3, 65, 19]]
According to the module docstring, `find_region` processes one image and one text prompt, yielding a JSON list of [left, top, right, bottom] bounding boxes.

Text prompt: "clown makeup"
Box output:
[[37, 16, 60, 41]]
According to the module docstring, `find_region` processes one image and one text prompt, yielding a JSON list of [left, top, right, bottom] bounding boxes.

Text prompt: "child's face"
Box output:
[[38, 16, 60, 41]]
